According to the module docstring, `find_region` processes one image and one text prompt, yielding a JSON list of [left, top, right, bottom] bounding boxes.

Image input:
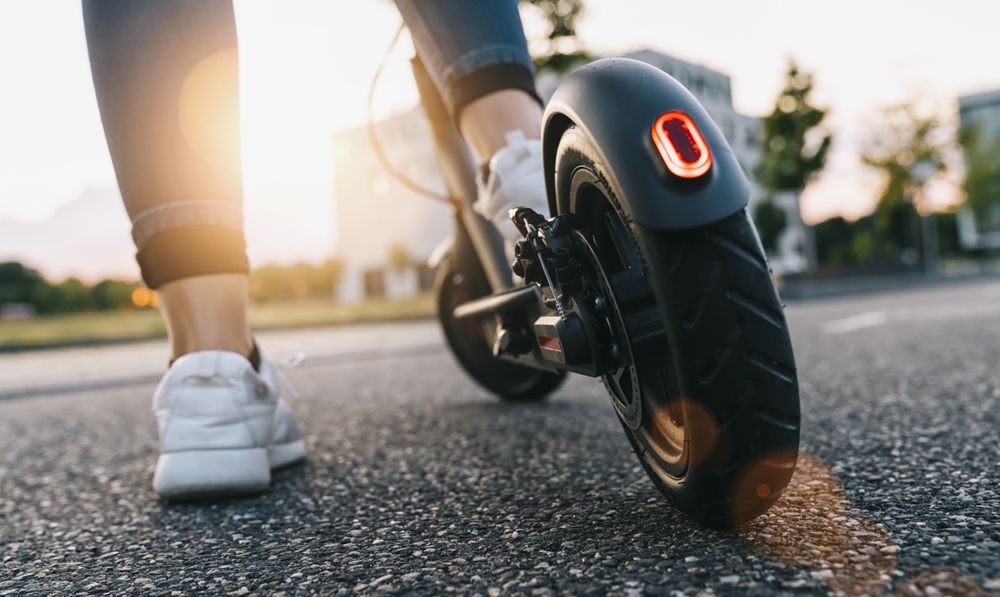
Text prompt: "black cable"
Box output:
[[367, 23, 455, 206]]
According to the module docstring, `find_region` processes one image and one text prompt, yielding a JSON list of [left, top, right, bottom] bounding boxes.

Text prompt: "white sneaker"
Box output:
[[475, 130, 551, 245], [151, 349, 306, 499]]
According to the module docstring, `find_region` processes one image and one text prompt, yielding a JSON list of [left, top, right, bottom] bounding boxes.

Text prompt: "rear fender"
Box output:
[[542, 58, 750, 230]]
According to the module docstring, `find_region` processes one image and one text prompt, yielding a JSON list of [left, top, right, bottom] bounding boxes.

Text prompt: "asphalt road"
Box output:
[[1, 278, 998, 595]]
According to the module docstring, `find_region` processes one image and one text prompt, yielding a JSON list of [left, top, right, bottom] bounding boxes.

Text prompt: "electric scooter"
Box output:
[[399, 56, 800, 528]]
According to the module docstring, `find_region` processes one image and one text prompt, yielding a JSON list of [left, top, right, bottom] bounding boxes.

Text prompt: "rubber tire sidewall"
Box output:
[[554, 126, 800, 527]]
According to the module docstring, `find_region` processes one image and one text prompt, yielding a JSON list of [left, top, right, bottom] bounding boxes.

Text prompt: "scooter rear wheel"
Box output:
[[435, 255, 566, 401], [555, 126, 801, 527]]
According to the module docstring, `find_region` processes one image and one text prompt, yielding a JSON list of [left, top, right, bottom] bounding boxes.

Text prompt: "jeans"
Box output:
[[82, 0, 536, 288]]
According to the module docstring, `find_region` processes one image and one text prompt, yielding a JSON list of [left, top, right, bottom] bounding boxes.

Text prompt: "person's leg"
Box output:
[[82, 0, 304, 499], [395, 0, 550, 238], [157, 275, 253, 359], [82, 0, 251, 362], [393, 0, 543, 164], [459, 89, 543, 166]]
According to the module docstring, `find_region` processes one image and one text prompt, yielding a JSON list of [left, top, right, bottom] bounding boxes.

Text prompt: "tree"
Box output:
[[934, 209, 963, 257], [91, 279, 137, 311], [758, 61, 833, 192], [848, 229, 877, 264], [756, 61, 832, 268], [37, 278, 95, 313], [813, 214, 894, 268], [387, 243, 412, 273], [0, 261, 47, 305], [1, 262, 144, 314], [522, 0, 592, 73], [814, 216, 855, 267], [861, 102, 950, 267], [752, 198, 787, 254]]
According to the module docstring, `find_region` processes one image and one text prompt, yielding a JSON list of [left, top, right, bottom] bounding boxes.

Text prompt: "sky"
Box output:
[[1, 0, 998, 280]]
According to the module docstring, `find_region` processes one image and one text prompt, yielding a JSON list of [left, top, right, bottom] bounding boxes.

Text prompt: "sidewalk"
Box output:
[[0, 320, 443, 401]]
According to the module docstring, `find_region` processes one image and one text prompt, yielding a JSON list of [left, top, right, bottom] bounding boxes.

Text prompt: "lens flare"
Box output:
[[740, 453, 899, 595], [177, 48, 242, 173], [130, 287, 156, 308]]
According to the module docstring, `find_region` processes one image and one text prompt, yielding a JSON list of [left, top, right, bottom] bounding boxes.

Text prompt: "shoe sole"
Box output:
[[269, 439, 307, 470], [154, 448, 270, 500]]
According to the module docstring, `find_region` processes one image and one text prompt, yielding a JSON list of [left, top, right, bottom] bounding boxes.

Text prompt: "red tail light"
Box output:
[[651, 110, 712, 179]]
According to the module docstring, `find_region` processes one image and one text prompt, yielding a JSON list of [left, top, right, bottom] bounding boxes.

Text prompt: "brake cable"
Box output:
[[366, 22, 455, 206]]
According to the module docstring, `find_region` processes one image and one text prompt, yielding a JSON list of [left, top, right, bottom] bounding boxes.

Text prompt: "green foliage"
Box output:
[[2, 258, 349, 314], [249, 258, 344, 303], [1, 262, 140, 314], [533, 50, 592, 74], [810, 209, 969, 268], [814, 215, 893, 267], [877, 200, 922, 258], [752, 198, 787, 253], [862, 103, 950, 262], [848, 229, 877, 263], [814, 216, 854, 266], [0, 262, 47, 304], [523, 0, 593, 73], [39, 278, 95, 313], [523, 0, 584, 40], [757, 61, 832, 194], [934, 210, 962, 257], [959, 124, 1000, 219], [91, 279, 136, 311]]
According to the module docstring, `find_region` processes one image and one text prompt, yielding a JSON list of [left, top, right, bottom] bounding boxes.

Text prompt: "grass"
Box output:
[[0, 294, 434, 352]]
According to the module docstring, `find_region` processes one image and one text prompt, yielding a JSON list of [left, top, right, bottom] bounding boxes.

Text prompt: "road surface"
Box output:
[[1, 278, 998, 595]]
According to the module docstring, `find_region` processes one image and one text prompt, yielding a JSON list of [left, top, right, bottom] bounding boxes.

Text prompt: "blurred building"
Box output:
[[957, 88, 1000, 251], [333, 50, 807, 302], [961, 88, 1000, 138], [332, 110, 449, 302]]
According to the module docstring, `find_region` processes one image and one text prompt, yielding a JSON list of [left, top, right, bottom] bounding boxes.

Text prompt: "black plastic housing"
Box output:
[[542, 58, 751, 230]]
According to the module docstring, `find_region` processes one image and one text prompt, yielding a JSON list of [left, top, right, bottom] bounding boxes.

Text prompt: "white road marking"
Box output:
[[822, 310, 888, 335]]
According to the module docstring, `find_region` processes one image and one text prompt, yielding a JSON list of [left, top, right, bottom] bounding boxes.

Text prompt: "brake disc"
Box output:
[[572, 230, 642, 429]]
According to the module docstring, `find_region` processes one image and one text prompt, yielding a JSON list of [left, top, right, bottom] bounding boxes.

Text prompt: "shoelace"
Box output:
[[271, 352, 305, 401]]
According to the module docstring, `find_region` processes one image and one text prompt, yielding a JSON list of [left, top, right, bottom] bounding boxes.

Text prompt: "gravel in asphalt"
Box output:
[[1, 279, 998, 595]]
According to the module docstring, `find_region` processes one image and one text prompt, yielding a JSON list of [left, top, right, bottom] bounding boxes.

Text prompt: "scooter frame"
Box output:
[[411, 56, 754, 381]]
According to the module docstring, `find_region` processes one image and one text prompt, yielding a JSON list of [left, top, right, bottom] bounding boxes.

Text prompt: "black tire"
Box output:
[[555, 127, 800, 527], [435, 255, 566, 401]]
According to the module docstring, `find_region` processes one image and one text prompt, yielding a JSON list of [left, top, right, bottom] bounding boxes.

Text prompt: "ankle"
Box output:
[[459, 89, 542, 163], [169, 332, 254, 362], [158, 274, 254, 362]]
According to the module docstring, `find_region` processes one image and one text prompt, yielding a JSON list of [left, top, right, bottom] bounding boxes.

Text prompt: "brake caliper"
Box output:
[[508, 208, 617, 377]]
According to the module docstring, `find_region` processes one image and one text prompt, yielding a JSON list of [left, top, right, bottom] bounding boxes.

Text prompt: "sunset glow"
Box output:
[[2, 1, 998, 279]]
